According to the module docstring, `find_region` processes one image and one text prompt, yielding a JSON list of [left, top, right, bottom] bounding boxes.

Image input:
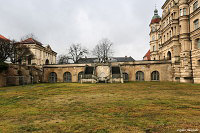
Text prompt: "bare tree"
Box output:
[[92, 38, 113, 63], [68, 44, 88, 63], [0, 39, 13, 63], [21, 33, 38, 41], [57, 54, 70, 64], [9, 43, 34, 64]]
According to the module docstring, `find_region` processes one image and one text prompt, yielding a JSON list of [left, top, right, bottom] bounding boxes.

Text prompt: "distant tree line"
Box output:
[[58, 38, 114, 64]]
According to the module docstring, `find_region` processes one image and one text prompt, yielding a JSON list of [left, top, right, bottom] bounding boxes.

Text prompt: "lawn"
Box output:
[[0, 82, 200, 133]]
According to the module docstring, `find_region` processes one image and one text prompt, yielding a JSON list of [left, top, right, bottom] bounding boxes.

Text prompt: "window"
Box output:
[[153, 45, 156, 51], [193, 1, 198, 11], [198, 39, 200, 48], [167, 51, 172, 60], [164, 35, 166, 42], [45, 59, 49, 65], [123, 73, 129, 82], [167, 33, 169, 40], [183, 8, 187, 15], [152, 26, 156, 32], [194, 19, 199, 30], [136, 71, 144, 81], [49, 72, 57, 83], [63, 72, 72, 82], [28, 56, 32, 65], [170, 31, 172, 37], [151, 71, 160, 81], [152, 35, 155, 41], [78, 71, 84, 82], [180, 9, 183, 16]]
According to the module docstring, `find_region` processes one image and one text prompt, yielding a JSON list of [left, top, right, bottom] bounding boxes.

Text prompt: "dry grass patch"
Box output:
[[0, 82, 200, 133]]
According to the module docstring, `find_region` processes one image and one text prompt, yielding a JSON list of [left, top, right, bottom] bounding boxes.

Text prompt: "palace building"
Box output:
[[17, 38, 57, 66], [149, 0, 200, 83], [43, 0, 200, 84]]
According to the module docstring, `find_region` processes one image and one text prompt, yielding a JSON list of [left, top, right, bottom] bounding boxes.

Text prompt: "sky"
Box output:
[[0, 0, 166, 60]]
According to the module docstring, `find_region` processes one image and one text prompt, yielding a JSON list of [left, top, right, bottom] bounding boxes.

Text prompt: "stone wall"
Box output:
[[120, 61, 172, 81], [43, 61, 173, 83], [0, 72, 6, 87], [43, 64, 86, 83], [0, 64, 42, 87]]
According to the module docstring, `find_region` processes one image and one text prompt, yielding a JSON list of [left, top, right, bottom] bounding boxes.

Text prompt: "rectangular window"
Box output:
[[153, 45, 156, 51], [183, 8, 187, 15], [194, 19, 199, 30], [152, 35, 155, 41], [198, 39, 200, 48], [193, 1, 198, 11], [180, 9, 183, 16]]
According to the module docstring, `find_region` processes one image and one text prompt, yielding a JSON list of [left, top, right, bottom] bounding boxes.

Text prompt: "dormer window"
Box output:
[[193, 1, 198, 11], [194, 19, 199, 30]]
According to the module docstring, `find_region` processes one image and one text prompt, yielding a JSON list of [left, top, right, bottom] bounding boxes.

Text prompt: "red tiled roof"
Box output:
[[151, 18, 161, 24], [143, 50, 151, 60], [0, 34, 9, 41], [20, 38, 43, 45]]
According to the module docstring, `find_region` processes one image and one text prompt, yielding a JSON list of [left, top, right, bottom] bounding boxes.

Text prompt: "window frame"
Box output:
[[183, 8, 187, 15], [198, 39, 200, 49], [194, 19, 199, 30], [193, 1, 198, 11]]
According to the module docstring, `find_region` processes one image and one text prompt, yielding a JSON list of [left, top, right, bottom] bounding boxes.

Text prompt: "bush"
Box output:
[[0, 62, 8, 73]]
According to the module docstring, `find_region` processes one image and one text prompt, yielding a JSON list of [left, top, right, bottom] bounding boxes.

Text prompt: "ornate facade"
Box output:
[[18, 38, 57, 66], [149, 0, 200, 83]]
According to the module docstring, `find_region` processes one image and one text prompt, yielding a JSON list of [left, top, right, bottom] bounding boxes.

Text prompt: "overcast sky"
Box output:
[[0, 0, 165, 60]]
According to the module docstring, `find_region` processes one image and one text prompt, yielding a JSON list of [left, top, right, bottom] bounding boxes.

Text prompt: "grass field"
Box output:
[[0, 82, 200, 133]]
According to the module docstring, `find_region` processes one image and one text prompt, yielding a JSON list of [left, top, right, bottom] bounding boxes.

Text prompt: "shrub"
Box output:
[[0, 62, 8, 73]]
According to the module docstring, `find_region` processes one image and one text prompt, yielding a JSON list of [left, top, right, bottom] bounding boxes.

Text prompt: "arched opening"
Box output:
[[151, 71, 160, 81], [48, 72, 57, 83], [78, 71, 84, 82], [167, 51, 172, 60], [136, 71, 144, 81], [63, 72, 72, 83], [45, 59, 49, 65], [123, 73, 129, 82]]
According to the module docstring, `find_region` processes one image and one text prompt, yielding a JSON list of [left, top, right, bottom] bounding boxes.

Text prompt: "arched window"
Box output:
[[167, 51, 172, 60], [78, 71, 84, 82], [151, 71, 160, 81], [45, 59, 49, 65], [63, 72, 72, 82], [49, 72, 57, 83], [123, 73, 129, 82], [136, 71, 144, 81]]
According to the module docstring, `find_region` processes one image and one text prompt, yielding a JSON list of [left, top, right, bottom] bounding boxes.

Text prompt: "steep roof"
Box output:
[[20, 38, 43, 45], [143, 50, 151, 60], [113, 57, 135, 62], [0, 34, 9, 41], [150, 9, 161, 24], [77, 57, 135, 64]]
